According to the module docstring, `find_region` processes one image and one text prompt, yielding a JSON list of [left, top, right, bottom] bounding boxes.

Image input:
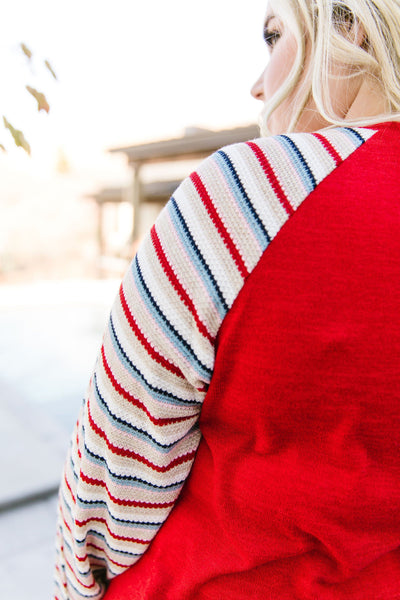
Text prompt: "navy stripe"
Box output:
[[280, 135, 317, 189], [343, 127, 365, 145], [77, 499, 163, 529], [217, 150, 271, 245], [80, 441, 184, 491], [75, 529, 143, 557], [62, 572, 102, 599], [57, 538, 100, 582], [59, 537, 91, 577], [168, 199, 226, 320], [170, 197, 229, 314], [58, 545, 113, 594], [109, 315, 202, 406], [93, 373, 192, 452], [64, 481, 165, 530], [133, 255, 212, 379], [86, 554, 120, 575]]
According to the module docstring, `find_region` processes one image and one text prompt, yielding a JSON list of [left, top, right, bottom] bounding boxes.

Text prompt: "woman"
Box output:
[[55, 2, 400, 598]]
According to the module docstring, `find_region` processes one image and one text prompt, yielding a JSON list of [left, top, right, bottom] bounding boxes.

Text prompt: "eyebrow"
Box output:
[[264, 14, 276, 29]]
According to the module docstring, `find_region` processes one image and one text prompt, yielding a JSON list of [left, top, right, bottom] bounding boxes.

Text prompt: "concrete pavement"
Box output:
[[0, 381, 68, 511], [0, 384, 68, 599], [0, 279, 121, 599], [0, 494, 58, 600]]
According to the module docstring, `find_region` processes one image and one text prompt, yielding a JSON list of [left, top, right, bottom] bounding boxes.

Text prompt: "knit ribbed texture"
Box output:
[[54, 126, 375, 600]]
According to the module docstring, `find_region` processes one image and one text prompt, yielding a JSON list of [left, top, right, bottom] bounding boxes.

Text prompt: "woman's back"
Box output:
[[103, 122, 400, 599]]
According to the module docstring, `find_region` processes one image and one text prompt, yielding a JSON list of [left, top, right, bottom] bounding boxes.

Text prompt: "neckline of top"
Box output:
[[362, 120, 400, 131]]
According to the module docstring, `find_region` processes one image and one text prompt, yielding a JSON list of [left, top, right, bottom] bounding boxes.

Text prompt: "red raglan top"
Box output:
[[56, 122, 400, 600]]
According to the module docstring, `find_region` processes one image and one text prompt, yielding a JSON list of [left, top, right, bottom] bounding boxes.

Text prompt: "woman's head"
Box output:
[[252, 0, 400, 135]]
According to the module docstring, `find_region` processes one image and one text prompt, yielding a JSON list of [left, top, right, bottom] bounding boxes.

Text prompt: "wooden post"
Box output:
[[97, 202, 105, 256], [128, 162, 142, 243]]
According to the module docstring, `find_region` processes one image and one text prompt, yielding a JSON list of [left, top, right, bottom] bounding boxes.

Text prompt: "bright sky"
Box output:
[[0, 0, 268, 176]]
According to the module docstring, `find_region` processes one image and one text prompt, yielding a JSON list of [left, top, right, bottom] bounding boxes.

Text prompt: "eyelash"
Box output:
[[263, 29, 281, 48]]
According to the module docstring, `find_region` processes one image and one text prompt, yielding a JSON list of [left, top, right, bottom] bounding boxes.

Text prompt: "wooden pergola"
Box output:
[[88, 180, 182, 256], [109, 123, 259, 242], [88, 124, 260, 271]]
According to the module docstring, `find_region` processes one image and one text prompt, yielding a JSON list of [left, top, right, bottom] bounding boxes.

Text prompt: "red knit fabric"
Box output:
[[105, 123, 400, 599]]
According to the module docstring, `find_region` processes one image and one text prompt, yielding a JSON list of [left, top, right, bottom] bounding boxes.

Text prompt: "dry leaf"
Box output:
[[44, 60, 57, 80], [26, 86, 50, 113], [21, 43, 32, 60], [3, 117, 31, 155]]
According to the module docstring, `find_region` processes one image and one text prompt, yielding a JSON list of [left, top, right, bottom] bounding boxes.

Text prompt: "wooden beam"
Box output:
[[109, 124, 259, 165]]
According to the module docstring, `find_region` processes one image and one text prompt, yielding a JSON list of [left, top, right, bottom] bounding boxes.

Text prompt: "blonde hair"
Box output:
[[260, 0, 400, 135]]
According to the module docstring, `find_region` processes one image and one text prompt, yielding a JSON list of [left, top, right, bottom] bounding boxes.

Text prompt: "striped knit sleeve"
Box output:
[[54, 126, 376, 600]]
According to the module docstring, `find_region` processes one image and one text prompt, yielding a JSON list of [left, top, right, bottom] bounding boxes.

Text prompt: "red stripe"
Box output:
[[101, 346, 193, 426], [76, 427, 82, 460], [60, 505, 73, 533], [312, 132, 342, 166], [60, 504, 143, 569], [150, 225, 215, 344], [64, 473, 76, 504], [65, 557, 97, 590], [190, 171, 249, 279], [76, 516, 150, 545], [119, 284, 185, 378], [246, 141, 295, 216], [86, 543, 129, 569], [74, 553, 88, 563], [86, 400, 196, 474], [73, 543, 128, 570], [59, 506, 131, 570], [80, 469, 176, 509]]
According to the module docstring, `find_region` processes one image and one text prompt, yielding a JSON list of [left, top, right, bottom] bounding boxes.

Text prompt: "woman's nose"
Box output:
[[251, 71, 265, 101]]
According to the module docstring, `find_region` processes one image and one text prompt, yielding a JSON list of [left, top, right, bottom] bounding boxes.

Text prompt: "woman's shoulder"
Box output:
[[172, 126, 377, 229], [159, 126, 378, 320], [216, 125, 376, 182]]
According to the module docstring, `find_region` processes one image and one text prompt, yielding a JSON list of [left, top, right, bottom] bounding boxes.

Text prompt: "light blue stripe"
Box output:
[[215, 150, 270, 250], [76, 499, 163, 530], [85, 554, 119, 577], [131, 254, 212, 380], [341, 127, 366, 147], [107, 314, 203, 407], [74, 529, 142, 557], [64, 577, 107, 599], [59, 536, 91, 577], [62, 494, 145, 557], [64, 477, 167, 530], [168, 197, 228, 319], [278, 135, 316, 194], [93, 373, 189, 454], [78, 442, 184, 492]]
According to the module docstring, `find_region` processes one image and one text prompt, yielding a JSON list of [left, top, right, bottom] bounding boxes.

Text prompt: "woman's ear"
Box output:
[[333, 5, 367, 48], [349, 19, 368, 48]]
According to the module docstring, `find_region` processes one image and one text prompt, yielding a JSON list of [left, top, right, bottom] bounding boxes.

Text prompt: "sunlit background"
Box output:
[[0, 1, 268, 598]]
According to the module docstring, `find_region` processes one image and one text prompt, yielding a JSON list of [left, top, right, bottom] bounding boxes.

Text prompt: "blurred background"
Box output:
[[0, 0, 268, 597]]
